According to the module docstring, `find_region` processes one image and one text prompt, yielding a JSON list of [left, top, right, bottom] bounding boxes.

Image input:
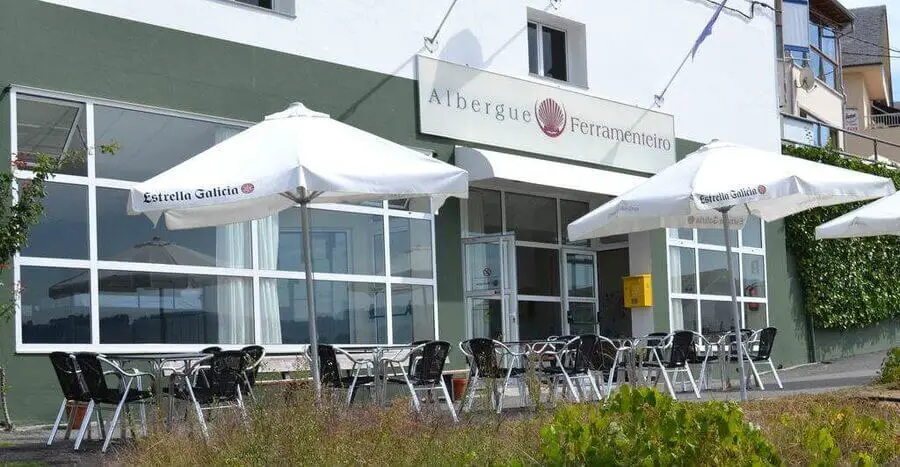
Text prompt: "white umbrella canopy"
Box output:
[[128, 102, 468, 228], [569, 141, 896, 241], [567, 141, 895, 400], [816, 191, 900, 239], [128, 102, 469, 399]]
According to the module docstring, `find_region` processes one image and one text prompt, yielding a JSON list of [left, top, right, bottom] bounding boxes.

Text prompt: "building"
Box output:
[[0, 0, 856, 425]]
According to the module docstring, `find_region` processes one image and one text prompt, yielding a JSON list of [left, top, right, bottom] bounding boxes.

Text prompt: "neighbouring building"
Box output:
[[2, 0, 889, 425]]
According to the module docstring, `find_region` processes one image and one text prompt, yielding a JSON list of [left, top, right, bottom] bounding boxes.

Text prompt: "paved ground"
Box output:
[[0, 350, 888, 465]]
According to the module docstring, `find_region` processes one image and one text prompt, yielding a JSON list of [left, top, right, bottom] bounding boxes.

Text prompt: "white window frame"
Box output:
[[9, 85, 439, 354], [665, 223, 770, 335], [527, 21, 570, 84]]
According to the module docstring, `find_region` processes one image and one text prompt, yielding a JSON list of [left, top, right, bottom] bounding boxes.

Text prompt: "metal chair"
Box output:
[[743, 327, 783, 390], [240, 345, 266, 401], [168, 350, 251, 440], [382, 341, 458, 422], [73, 352, 155, 453], [317, 344, 375, 405], [587, 335, 629, 397], [458, 338, 527, 413], [686, 332, 718, 391], [638, 331, 700, 399], [47, 352, 103, 447], [539, 335, 603, 403]]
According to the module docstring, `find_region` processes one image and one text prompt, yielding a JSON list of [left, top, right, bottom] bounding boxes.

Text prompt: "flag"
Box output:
[[691, 0, 727, 60]]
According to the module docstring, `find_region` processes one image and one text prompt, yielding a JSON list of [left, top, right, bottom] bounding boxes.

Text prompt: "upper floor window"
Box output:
[[805, 21, 840, 91], [224, 0, 295, 16], [234, 0, 272, 8], [527, 22, 568, 82]]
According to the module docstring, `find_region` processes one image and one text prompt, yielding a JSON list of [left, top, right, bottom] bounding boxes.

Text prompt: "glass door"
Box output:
[[563, 250, 599, 335], [463, 234, 518, 341]]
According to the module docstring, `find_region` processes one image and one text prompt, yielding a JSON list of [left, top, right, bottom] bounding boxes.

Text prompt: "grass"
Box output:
[[115, 384, 899, 467]]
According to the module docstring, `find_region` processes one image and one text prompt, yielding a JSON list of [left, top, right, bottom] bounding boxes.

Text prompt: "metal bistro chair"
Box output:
[[317, 344, 376, 405], [742, 327, 783, 390], [382, 341, 458, 422], [73, 352, 155, 453], [240, 345, 266, 401], [168, 350, 251, 440], [459, 338, 528, 413], [721, 329, 756, 389], [686, 332, 719, 391], [638, 331, 700, 399], [588, 336, 629, 397], [47, 352, 103, 447], [540, 335, 603, 403]]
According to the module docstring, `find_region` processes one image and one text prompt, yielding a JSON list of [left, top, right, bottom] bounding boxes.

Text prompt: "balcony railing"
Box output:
[[782, 113, 900, 166], [869, 113, 900, 129]]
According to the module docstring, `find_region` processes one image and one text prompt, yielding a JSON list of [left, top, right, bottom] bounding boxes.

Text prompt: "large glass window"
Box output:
[[467, 188, 502, 236], [506, 193, 558, 243], [527, 22, 568, 82], [806, 21, 841, 91], [666, 216, 768, 334], [12, 90, 438, 349]]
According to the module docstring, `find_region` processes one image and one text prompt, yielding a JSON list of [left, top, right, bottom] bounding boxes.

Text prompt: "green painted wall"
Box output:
[[766, 219, 813, 366]]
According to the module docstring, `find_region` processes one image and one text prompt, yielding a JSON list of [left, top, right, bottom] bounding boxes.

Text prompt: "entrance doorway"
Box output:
[[597, 248, 631, 338]]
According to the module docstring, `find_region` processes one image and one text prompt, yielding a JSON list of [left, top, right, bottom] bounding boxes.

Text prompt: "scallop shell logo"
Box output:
[[241, 183, 255, 194], [535, 98, 567, 138]]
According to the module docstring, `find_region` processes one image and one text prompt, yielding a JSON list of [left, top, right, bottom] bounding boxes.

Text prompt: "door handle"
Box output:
[[566, 308, 573, 324]]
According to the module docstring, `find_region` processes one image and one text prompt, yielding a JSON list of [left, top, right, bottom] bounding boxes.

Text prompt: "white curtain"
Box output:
[[782, 1, 810, 52], [258, 214, 282, 343], [215, 127, 251, 344]]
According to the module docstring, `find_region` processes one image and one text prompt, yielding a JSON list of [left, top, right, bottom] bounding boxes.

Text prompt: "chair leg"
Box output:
[[438, 379, 458, 423], [462, 375, 479, 413], [586, 373, 603, 401], [63, 401, 78, 441], [658, 367, 677, 399], [236, 386, 250, 428], [184, 376, 208, 441], [684, 365, 701, 399], [95, 407, 106, 441], [401, 374, 421, 413], [768, 359, 783, 389], [746, 358, 765, 391], [102, 377, 135, 453], [73, 400, 95, 451], [135, 377, 147, 436], [47, 399, 68, 446], [559, 372, 580, 403]]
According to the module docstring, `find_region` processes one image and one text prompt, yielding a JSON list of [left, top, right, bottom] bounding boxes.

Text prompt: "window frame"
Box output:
[[527, 21, 570, 84], [9, 85, 439, 353], [665, 221, 769, 335]]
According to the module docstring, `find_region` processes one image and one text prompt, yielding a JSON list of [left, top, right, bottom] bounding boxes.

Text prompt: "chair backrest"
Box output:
[[317, 344, 343, 388], [463, 338, 500, 378], [754, 327, 777, 359], [201, 346, 222, 354], [241, 345, 266, 386], [561, 335, 599, 373], [74, 352, 111, 397], [407, 339, 432, 374], [204, 350, 251, 398], [412, 341, 451, 383], [49, 352, 89, 400], [640, 332, 669, 361], [588, 336, 619, 372], [667, 331, 694, 367]]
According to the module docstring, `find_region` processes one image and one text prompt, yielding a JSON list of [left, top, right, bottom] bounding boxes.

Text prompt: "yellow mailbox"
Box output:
[[623, 274, 653, 308]]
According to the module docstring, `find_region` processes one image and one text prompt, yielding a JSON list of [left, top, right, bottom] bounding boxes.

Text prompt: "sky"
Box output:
[[840, 0, 900, 102]]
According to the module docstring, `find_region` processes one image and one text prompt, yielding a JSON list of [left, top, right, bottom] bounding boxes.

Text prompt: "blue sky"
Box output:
[[840, 0, 900, 102]]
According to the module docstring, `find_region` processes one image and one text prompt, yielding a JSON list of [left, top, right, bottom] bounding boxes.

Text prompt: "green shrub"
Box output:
[[536, 385, 780, 466], [876, 347, 900, 385]]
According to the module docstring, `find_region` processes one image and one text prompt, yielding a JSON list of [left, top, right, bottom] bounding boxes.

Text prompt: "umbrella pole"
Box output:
[[300, 200, 322, 400], [720, 208, 748, 401]]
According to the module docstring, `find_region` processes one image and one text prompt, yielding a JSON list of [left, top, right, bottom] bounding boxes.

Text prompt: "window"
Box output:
[[235, 0, 272, 8], [12, 89, 437, 350], [527, 22, 568, 82], [806, 21, 840, 91], [666, 216, 768, 335], [799, 110, 838, 147]]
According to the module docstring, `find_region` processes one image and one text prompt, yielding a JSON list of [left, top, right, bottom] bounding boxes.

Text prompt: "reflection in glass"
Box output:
[[518, 301, 561, 340], [527, 23, 539, 75], [672, 299, 698, 333], [541, 26, 568, 81], [94, 105, 243, 181], [21, 266, 91, 343], [16, 95, 87, 176], [467, 188, 502, 236], [465, 242, 502, 293], [741, 216, 763, 248], [698, 250, 739, 296], [700, 300, 735, 334], [669, 246, 696, 294], [560, 200, 589, 245], [391, 284, 435, 344], [517, 247, 560, 296], [260, 279, 387, 345], [262, 208, 383, 274], [568, 302, 597, 335], [388, 197, 431, 213], [97, 187, 251, 268], [471, 298, 503, 340], [506, 193, 557, 243], [566, 254, 595, 297], [21, 182, 89, 259], [389, 217, 433, 278], [744, 303, 767, 331], [697, 228, 738, 247], [742, 254, 766, 298], [93, 271, 252, 344], [669, 228, 693, 240]]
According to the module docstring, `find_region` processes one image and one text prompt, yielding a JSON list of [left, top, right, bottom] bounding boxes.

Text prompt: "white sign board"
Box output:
[[845, 108, 859, 131], [416, 56, 676, 174]]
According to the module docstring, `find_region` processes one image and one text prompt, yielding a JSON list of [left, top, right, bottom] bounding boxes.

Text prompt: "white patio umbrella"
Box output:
[[128, 102, 469, 399], [815, 190, 900, 239], [567, 141, 895, 400]]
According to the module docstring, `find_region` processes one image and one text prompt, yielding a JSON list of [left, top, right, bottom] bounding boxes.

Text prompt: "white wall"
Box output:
[[41, 0, 780, 151]]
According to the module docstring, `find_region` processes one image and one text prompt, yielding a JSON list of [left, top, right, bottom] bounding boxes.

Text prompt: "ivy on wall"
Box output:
[[783, 144, 900, 330]]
